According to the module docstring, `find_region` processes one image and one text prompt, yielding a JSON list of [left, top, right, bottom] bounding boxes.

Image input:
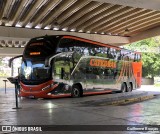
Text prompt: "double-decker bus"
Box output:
[[9, 35, 142, 98]]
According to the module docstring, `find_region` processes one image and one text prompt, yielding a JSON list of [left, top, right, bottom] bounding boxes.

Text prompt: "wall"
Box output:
[[142, 78, 154, 85]]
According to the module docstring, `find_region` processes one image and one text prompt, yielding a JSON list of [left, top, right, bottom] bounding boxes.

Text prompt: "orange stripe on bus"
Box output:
[[62, 36, 120, 50]]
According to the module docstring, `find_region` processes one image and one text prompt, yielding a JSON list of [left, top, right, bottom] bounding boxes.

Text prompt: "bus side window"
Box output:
[[130, 52, 134, 61], [94, 47, 107, 58], [134, 54, 141, 62], [137, 54, 141, 61], [134, 54, 136, 62], [110, 48, 116, 59], [53, 57, 63, 80], [107, 48, 111, 58], [72, 51, 82, 66], [53, 54, 72, 80], [104, 69, 114, 79], [106, 47, 115, 59], [116, 50, 121, 60]]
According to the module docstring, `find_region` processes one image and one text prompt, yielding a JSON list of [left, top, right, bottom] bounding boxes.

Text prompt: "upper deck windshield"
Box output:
[[20, 60, 51, 85], [21, 36, 61, 84], [24, 36, 60, 58]]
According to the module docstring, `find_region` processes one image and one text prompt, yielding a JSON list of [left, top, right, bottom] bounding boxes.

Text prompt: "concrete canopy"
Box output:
[[0, 0, 160, 56]]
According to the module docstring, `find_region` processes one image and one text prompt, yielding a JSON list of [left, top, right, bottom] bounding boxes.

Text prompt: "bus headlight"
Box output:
[[42, 84, 54, 91]]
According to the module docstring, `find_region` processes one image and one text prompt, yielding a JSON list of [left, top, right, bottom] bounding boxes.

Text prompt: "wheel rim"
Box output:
[[122, 86, 125, 92], [73, 88, 79, 97], [122, 84, 126, 92], [128, 83, 132, 92]]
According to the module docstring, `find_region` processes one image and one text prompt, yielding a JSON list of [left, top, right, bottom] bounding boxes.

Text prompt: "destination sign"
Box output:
[[30, 52, 41, 55]]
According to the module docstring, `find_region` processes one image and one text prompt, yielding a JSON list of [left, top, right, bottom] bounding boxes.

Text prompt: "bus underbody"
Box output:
[[19, 77, 137, 99]]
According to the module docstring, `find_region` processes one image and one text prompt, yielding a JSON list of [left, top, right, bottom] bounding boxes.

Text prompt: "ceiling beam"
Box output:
[[94, 0, 160, 10], [0, 26, 130, 45], [0, 48, 24, 57], [0, 36, 29, 41], [130, 26, 160, 43]]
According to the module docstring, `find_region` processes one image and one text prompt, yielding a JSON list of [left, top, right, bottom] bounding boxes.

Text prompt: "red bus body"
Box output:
[[10, 35, 142, 98]]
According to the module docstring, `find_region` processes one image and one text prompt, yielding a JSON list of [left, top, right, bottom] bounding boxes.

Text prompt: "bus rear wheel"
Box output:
[[71, 85, 82, 98], [127, 83, 133, 92], [121, 83, 127, 93]]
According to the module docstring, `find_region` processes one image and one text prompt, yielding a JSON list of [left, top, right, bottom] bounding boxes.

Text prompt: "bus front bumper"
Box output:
[[19, 84, 71, 99]]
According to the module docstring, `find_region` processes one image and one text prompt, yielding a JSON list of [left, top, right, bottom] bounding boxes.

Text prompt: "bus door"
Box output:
[[85, 66, 95, 91], [52, 53, 73, 94], [71, 56, 87, 91], [86, 58, 104, 92]]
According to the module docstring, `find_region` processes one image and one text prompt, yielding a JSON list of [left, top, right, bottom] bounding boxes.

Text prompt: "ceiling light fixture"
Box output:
[[15, 23, 22, 27], [35, 24, 42, 29], [5, 23, 12, 27], [70, 29, 76, 32], [62, 28, 67, 31], [25, 23, 32, 28], [53, 27, 59, 30], [78, 30, 83, 33], [44, 26, 50, 30]]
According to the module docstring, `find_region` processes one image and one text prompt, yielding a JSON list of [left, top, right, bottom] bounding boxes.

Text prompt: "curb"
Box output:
[[79, 91, 149, 105], [100, 94, 155, 106]]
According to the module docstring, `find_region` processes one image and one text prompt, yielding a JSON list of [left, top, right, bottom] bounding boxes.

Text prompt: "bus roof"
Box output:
[[29, 35, 141, 54]]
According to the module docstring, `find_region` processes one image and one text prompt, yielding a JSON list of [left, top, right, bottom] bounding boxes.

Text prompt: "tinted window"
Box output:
[[134, 53, 141, 62], [53, 53, 73, 80], [20, 60, 51, 85], [24, 36, 60, 58], [57, 38, 119, 59], [58, 38, 131, 62]]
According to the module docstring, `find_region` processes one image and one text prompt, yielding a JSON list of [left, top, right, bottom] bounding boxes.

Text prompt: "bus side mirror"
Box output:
[[45, 58, 49, 67], [45, 54, 57, 67], [9, 58, 13, 67], [8, 55, 23, 68]]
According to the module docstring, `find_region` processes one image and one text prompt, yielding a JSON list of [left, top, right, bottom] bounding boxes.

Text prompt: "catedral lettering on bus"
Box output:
[[90, 59, 116, 68], [9, 35, 142, 98]]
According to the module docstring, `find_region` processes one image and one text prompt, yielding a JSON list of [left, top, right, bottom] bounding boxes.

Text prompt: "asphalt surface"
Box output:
[[0, 85, 160, 134]]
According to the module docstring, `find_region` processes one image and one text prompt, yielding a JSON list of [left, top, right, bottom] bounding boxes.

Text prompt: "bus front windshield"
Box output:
[[20, 60, 51, 84]]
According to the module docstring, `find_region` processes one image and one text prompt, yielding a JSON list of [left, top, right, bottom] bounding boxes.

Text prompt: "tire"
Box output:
[[121, 83, 127, 93], [71, 85, 82, 98], [127, 83, 133, 92]]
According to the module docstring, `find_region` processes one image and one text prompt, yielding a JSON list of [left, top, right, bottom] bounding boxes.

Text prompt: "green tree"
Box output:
[[142, 53, 160, 78], [124, 37, 160, 78]]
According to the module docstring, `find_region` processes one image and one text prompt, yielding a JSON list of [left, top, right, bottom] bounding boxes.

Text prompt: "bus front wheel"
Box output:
[[71, 85, 82, 98]]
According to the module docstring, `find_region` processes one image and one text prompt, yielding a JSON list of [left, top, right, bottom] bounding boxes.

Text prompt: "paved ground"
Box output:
[[137, 85, 160, 95], [0, 86, 160, 134]]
